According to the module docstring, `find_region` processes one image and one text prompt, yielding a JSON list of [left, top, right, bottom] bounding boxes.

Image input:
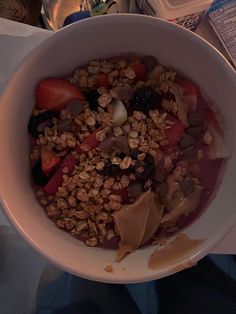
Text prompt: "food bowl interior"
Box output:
[[0, 15, 235, 283]]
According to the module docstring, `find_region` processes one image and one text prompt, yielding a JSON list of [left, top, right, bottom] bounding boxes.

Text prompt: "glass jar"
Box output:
[[0, 0, 42, 25], [42, 0, 131, 31]]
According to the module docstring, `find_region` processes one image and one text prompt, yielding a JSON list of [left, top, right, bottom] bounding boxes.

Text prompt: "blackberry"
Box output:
[[118, 152, 126, 159], [28, 111, 58, 138], [136, 164, 155, 183], [186, 126, 203, 138], [86, 89, 100, 111], [162, 91, 176, 102], [99, 161, 119, 177], [31, 160, 49, 186], [188, 111, 203, 127], [135, 153, 155, 183], [145, 153, 154, 165], [131, 87, 161, 113], [130, 149, 139, 160]]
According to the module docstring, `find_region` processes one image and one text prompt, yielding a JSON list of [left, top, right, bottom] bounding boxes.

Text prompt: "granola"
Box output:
[[28, 54, 225, 259]]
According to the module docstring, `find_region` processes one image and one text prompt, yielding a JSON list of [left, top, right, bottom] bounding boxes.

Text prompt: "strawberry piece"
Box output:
[[41, 148, 61, 175], [76, 129, 101, 153], [43, 155, 77, 195], [204, 107, 223, 132], [130, 62, 147, 82], [112, 188, 128, 198], [44, 129, 102, 195], [176, 78, 198, 95], [165, 114, 185, 147], [176, 78, 199, 111], [36, 78, 85, 111], [95, 74, 109, 89], [111, 188, 129, 202]]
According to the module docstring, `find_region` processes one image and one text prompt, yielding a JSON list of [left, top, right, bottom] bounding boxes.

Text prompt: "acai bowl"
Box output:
[[0, 14, 235, 283]]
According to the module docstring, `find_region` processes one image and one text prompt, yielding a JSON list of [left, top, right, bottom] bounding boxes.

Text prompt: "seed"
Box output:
[[86, 237, 98, 247], [203, 131, 213, 145], [129, 131, 138, 138], [112, 157, 121, 165], [76, 221, 88, 233]]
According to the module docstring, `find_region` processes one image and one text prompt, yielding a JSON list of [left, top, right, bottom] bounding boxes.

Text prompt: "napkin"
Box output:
[[0, 18, 51, 94], [0, 18, 52, 314]]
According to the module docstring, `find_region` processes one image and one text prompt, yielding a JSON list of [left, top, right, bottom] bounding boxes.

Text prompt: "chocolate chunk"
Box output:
[[118, 85, 134, 102], [180, 178, 195, 196], [182, 146, 197, 159], [127, 183, 142, 198], [162, 92, 176, 102], [142, 55, 158, 72], [187, 126, 203, 138], [188, 111, 203, 127], [180, 134, 195, 148]]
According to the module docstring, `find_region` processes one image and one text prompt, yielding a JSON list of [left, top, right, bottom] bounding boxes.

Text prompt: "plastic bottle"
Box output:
[[0, 0, 42, 26], [138, 0, 214, 31]]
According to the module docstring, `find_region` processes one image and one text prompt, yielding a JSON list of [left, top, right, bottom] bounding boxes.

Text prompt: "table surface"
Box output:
[[0, 16, 235, 254]]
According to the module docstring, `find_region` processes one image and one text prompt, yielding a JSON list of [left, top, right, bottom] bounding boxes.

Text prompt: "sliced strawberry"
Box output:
[[36, 78, 85, 111], [95, 74, 109, 89], [43, 128, 102, 195], [204, 107, 229, 159], [43, 155, 77, 195], [165, 114, 185, 147], [176, 78, 199, 111], [130, 62, 147, 82], [204, 107, 222, 132], [76, 129, 101, 153], [41, 148, 61, 175], [176, 78, 198, 95]]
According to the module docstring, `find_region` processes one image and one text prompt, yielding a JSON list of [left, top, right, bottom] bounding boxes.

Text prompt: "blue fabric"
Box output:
[[37, 273, 143, 314], [36, 255, 236, 314], [126, 281, 158, 314], [209, 254, 236, 280]]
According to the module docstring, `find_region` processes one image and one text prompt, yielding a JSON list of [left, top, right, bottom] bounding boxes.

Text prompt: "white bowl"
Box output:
[[0, 14, 236, 283]]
